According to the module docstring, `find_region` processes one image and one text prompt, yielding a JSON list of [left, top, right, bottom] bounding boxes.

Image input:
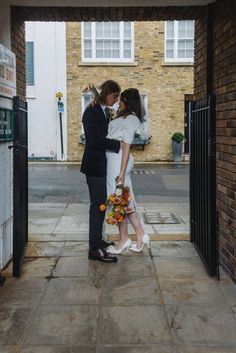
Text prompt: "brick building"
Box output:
[[0, 0, 236, 284], [67, 20, 194, 162]]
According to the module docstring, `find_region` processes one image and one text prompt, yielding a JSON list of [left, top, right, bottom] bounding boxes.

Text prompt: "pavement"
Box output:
[[1, 163, 236, 352]]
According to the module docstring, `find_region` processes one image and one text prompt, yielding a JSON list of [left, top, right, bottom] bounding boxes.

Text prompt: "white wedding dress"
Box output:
[[106, 114, 140, 210]]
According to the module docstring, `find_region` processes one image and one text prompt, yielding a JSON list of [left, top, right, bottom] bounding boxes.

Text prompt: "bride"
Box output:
[[87, 85, 150, 254]]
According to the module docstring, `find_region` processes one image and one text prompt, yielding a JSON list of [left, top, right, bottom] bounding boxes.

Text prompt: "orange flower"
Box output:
[[113, 196, 121, 204], [108, 194, 115, 203], [99, 204, 107, 211], [106, 218, 116, 225]]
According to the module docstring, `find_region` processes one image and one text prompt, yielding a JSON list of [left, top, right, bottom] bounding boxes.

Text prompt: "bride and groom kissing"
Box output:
[[81, 80, 150, 263]]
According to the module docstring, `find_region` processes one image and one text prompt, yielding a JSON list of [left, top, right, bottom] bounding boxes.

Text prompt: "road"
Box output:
[[29, 163, 189, 204]]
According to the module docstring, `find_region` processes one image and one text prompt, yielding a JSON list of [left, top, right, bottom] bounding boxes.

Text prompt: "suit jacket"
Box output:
[[80, 104, 120, 177]]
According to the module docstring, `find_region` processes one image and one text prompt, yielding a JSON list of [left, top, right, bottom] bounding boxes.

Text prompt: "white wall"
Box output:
[[26, 22, 67, 160]]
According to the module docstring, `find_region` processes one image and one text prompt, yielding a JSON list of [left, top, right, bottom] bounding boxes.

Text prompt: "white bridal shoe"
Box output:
[[130, 233, 150, 253], [106, 238, 131, 254]]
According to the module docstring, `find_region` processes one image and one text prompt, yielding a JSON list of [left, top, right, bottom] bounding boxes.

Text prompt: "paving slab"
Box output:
[[101, 275, 161, 305], [62, 242, 89, 256], [29, 233, 66, 242], [0, 307, 33, 345], [96, 346, 174, 353], [90, 256, 155, 278], [42, 277, 101, 305], [54, 215, 89, 234], [26, 241, 65, 257], [28, 206, 65, 234], [21, 258, 58, 278], [63, 204, 90, 215], [159, 277, 227, 305], [232, 305, 236, 319], [151, 241, 197, 257], [166, 304, 236, 345], [0, 346, 21, 353], [53, 256, 101, 278], [0, 278, 47, 307], [29, 203, 68, 208], [218, 279, 236, 306], [176, 347, 236, 353], [153, 257, 211, 280], [25, 306, 99, 346], [20, 347, 96, 353], [99, 305, 170, 345]]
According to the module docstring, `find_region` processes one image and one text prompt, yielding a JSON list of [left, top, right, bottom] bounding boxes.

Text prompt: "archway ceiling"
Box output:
[[9, 0, 215, 6]]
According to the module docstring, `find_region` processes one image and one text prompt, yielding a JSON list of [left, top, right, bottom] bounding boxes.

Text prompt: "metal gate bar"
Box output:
[[12, 96, 28, 277], [190, 95, 218, 276]]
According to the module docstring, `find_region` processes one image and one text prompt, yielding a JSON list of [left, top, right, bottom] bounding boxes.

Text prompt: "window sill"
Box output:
[[26, 96, 36, 99], [162, 62, 194, 67], [79, 61, 138, 67]]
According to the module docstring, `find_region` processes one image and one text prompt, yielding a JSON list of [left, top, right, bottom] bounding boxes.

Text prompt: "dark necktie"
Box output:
[[104, 107, 110, 122]]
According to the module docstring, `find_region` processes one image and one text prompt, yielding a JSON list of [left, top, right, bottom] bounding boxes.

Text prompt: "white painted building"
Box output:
[[25, 22, 67, 161]]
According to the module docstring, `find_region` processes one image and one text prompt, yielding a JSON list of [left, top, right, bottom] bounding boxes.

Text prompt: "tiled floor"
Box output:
[[1, 203, 236, 353]]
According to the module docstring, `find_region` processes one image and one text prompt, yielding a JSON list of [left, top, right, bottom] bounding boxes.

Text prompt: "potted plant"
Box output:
[[171, 132, 184, 162]]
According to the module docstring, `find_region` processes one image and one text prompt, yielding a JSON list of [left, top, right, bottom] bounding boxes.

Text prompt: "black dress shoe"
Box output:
[[101, 239, 115, 248], [88, 249, 118, 263]]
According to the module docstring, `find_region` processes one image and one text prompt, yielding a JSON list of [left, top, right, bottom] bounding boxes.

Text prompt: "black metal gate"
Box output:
[[190, 95, 218, 277], [9, 97, 28, 277]]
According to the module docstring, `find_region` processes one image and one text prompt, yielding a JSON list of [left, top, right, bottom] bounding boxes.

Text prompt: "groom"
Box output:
[[81, 80, 122, 263]]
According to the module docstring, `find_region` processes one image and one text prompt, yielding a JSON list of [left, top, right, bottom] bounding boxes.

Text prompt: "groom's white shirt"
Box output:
[[100, 104, 107, 119]]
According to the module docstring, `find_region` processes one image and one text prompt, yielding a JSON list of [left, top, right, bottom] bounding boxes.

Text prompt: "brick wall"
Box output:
[[10, 14, 26, 99], [195, 0, 236, 283], [10, 5, 201, 101], [66, 21, 194, 161]]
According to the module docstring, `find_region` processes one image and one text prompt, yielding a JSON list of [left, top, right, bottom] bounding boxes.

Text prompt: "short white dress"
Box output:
[[106, 114, 140, 210]]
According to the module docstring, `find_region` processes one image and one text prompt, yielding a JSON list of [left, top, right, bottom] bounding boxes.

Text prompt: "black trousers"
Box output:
[[86, 176, 107, 250]]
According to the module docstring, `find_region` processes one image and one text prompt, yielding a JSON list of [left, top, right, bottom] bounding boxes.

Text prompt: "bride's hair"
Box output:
[[118, 88, 145, 123], [98, 80, 121, 104]]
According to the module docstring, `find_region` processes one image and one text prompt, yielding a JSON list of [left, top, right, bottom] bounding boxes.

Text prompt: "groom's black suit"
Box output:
[[81, 104, 120, 250]]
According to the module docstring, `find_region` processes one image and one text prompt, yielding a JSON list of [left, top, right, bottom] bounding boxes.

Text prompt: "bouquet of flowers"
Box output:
[[100, 180, 133, 225]]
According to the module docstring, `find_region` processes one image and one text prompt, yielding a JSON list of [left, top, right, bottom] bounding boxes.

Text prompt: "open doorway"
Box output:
[[25, 20, 192, 271]]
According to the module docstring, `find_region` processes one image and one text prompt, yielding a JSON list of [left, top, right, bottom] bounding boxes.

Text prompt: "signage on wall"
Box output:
[[0, 44, 16, 99], [0, 108, 13, 141]]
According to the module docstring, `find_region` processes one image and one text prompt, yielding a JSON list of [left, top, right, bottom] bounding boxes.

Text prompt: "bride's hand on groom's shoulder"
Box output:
[[82, 83, 94, 93]]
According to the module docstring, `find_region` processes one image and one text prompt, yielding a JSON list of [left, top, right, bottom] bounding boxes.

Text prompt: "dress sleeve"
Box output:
[[122, 115, 140, 144]]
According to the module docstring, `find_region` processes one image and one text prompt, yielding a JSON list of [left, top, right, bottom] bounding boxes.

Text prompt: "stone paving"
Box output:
[[1, 203, 236, 353]]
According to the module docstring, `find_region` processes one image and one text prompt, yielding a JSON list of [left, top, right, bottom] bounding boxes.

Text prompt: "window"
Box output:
[[81, 22, 134, 62], [165, 21, 194, 62], [26, 41, 35, 85], [81, 93, 149, 139]]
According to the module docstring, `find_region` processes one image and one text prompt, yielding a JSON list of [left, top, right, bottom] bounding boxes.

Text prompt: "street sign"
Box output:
[[0, 44, 16, 98], [0, 108, 13, 141], [57, 101, 64, 113]]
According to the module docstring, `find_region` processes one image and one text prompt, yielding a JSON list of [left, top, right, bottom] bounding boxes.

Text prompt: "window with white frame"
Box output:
[[82, 21, 134, 62], [81, 93, 149, 139], [81, 93, 94, 133], [165, 21, 194, 62]]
